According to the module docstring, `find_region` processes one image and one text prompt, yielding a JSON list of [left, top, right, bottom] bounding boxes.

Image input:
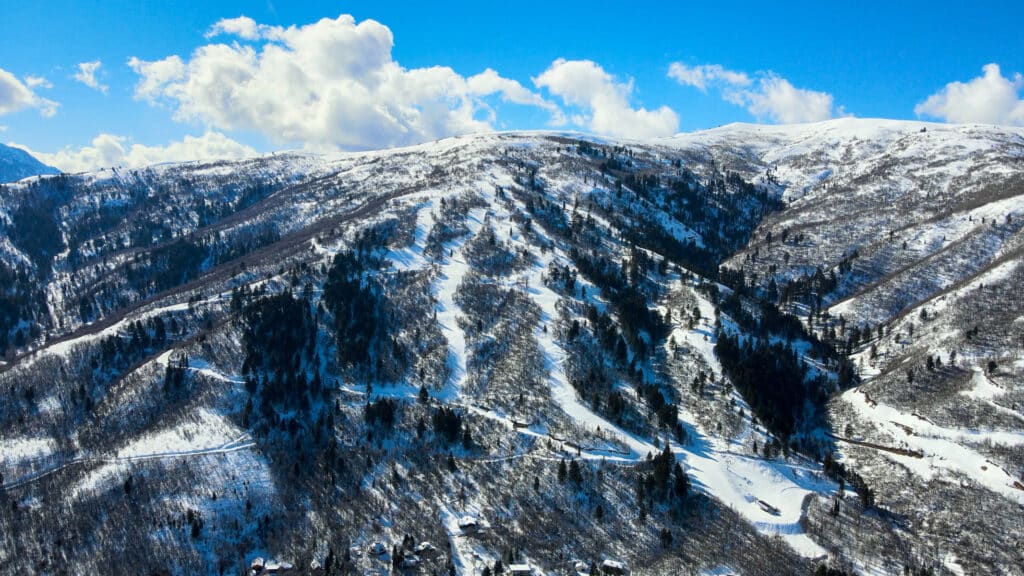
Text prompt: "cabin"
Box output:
[[248, 558, 295, 576], [458, 516, 480, 534], [600, 559, 629, 575], [508, 563, 533, 576], [370, 542, 387, 556], [414, 542, 437, 555]]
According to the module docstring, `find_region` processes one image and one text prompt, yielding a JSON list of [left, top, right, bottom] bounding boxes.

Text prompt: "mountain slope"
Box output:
[[0, 123, 1021, 575], [667, 118, 1024, 575], [0, 143, 59, 183]]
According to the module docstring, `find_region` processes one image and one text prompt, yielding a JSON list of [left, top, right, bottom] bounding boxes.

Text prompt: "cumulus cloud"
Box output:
[[73, 60, 108, 93], [0, 66, 58, 117], [12, 131, 257, 173], [915, 63, 1024, 126], [667, 63, 751, 92], [205, 15, 267, 40], [735, 75, 837, 124], [128, 55, 186, 101], [128, 14, 559, 151], [669, 62, 839, 123], [534, 59, 678, 138]]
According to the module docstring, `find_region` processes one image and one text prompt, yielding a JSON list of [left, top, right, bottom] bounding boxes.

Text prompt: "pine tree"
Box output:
[[569, 459, 583, 485], [557, 459, 567, 483], [672, 463, 690, 500]]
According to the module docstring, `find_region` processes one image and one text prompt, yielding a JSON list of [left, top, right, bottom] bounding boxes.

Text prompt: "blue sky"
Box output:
[[1, 1, 1023, 171]]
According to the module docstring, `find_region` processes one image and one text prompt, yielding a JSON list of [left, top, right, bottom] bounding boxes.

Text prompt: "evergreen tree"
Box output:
[[569, 459, 583, 485], [672, 463, 690, 500]]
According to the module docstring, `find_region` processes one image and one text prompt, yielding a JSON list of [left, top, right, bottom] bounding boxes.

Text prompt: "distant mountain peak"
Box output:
[[0, 143, 59, 183]]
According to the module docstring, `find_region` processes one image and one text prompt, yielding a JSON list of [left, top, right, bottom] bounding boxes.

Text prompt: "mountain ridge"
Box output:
[[0, 126, 1021, 575], [0, 143, 60, 183]]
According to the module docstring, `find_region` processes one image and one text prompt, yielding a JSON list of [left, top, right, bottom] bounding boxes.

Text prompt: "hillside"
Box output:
[[0, 121, 1021, 575], [0, 143, 60, 183]]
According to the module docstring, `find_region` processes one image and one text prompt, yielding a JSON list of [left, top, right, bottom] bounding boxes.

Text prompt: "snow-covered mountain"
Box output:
[[0, 143, 59, 183], [0, 120, 1021, 576]]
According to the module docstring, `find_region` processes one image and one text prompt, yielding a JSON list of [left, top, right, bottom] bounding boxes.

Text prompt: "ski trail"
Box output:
[[3, 435, 256, 491], [388, 201, 435, 272], [432, 206, 487, 401]]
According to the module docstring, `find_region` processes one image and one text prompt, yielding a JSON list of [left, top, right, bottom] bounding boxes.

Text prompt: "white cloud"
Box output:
[[669, 62, 839, 124], [914, 63, 1024, 126], [0, 66, 58, 117], [739, 75, 837, 124], [24, 75, 52, 89], [12, 131, 257, 173], [128, 55, 186, 101], [72, 60, 108, 93], [667, 63, 750, 92], [129, 14, 559, 151], [205, 15, 266, 40], [534, 58, 678, 139]]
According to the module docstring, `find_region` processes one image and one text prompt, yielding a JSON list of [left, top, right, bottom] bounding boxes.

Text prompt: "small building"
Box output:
[[248, 559, 294, 575], [601, 559, 629, 575], [370, 542, 388, 556], [508, 563, 533, 576], [262, 560, 294, 573], [457, 516, 480, 533], [414, 542, 437, 555]]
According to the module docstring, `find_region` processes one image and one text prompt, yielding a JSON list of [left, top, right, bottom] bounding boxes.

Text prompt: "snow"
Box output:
[[440, 506, 496, 576], [10, 125, 1020, 570], [69, 408, 253, 499], [842, 387, 1024, 503], [663, 283, 830, 557], [943, 552, 967, 576], [386, 200, 435, 272], [677, 431, 830, 558], [0, 142, 59, 182], [0, 436, 57, 467], [503, 179, 831, 557], [432, 205, 487, 400], [960, 368, 1006, 401], [155, 352, 245, 384], [18, 290, 228, 371], [115, 408, 247, 459]]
